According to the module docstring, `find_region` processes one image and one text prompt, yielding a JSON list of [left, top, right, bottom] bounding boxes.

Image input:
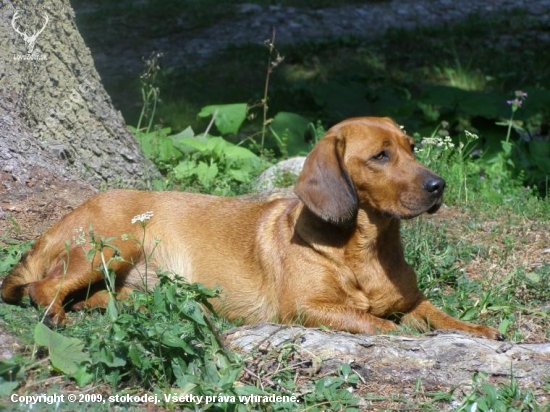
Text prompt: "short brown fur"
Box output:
[[1, 117, 503, 340]]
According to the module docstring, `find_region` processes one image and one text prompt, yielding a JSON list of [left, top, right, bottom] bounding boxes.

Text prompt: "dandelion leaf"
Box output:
[[34, 323, 90, 375]]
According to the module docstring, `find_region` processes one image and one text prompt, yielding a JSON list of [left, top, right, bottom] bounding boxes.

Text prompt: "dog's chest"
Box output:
[[351, 261, 419, 317]]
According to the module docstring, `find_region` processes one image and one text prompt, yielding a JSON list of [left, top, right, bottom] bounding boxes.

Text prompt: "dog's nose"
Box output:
[[423, 177, 446, 195]]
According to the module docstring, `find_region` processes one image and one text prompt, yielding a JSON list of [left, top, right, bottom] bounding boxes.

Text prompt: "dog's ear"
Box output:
[[294, 134, 358, 226]]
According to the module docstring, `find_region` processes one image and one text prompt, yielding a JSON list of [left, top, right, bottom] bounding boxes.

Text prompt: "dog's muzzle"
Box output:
[[424, 176, 446, 214]]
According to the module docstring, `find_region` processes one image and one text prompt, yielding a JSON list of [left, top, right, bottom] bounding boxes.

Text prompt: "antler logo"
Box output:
[[11, 11, 49, 54]]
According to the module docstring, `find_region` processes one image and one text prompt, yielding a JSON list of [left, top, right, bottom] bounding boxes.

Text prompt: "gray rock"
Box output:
[[255, 156, 306, 191]]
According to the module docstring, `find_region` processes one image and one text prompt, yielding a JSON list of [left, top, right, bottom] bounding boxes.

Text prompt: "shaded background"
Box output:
[[71, 0, 550, 190], [72, 0, 550, 134]]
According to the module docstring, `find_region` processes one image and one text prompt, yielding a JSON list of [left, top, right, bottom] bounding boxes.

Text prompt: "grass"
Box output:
[[403, 207, 550, 343], [2, 1, 550, 410]]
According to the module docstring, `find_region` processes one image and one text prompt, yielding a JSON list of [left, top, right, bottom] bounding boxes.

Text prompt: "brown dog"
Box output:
[[1, 117, 503, 340]]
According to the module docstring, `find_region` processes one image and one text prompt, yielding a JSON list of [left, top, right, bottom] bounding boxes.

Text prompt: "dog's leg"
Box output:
[[403, 298, 504, 340], [300, 303, 399, 334], [70, 285, 135, 311], [28, 244, 137, 326]]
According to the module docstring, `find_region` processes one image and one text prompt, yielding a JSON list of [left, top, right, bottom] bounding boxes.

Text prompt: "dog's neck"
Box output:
[[356, 207, 397, 238], [344, 208, 409, 287], [294, 204, 402, 254], [294, 206, 354, 249]]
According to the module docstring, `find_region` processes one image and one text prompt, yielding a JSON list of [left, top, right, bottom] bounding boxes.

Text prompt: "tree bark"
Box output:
[[0, 0, 158, 193]]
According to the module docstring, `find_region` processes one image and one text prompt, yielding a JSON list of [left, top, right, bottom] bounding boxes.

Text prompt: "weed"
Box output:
[[240, 336, 361, 411], [0, 218, 33, 274], [455, 372, 542, 412], [413, 117, 539, 206], [135, 52, 162, 135], [131, 117, 267, 195], [500, 90, 528, 144], [415, 123, 479, 204], [258, 28, 285, 154]]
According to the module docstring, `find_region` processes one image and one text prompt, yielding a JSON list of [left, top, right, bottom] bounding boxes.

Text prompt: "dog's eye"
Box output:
[[372, 150, 389, 161]]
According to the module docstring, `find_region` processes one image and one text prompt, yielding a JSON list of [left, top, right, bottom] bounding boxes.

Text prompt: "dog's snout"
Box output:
[[423, 176, 446, 195]]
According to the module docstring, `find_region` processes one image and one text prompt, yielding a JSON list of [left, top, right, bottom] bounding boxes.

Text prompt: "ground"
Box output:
[[0, 172, 96, 241]]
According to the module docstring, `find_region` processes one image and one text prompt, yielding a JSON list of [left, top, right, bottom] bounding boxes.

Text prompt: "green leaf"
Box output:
[[217, 366, 241, 391], [166, 284, 177, 305], [96, 345, 126, 367], [34, 323, 90, 375], [459, 307, 478, 322], [501, 140, 513, 155], [72, 364, 94, 387], [128, 344, 143, 367], [340, 363, 351, 379], [525, 271, 541, 283], [198, 103, 247, 135], [270, 111, 314, 156], [196, 162, 219, 186], [498, 318, 511, 335], [181, 301, 207, 326], [228, 169, 250, 182], [170, 126, 195, 141], [173, 160, 198, 180], [0, 360, 24, 396], [161, 333, 198, 354], [0, 380, 19, 396], [106, 297, 118, 321], [234, 385, 266, 396], [135, 127, 183, 163], [172, 136, 209, 153], [222, 144, 261, 161]]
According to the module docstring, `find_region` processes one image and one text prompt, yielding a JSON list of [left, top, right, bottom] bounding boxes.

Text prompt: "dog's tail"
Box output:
[[1, 253, 33, 303], [1, 238, 53, 304]]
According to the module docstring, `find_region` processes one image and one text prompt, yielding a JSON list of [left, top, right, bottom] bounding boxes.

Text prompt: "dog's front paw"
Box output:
[[42, 310, 66, 328], [477, 325, 505, 341]]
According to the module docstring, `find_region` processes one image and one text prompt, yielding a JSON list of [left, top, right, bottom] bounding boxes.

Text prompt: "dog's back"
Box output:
[[1, 189, 301, 323]]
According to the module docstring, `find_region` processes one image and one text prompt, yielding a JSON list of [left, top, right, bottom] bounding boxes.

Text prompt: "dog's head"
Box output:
[[294, 117, 445, 226]]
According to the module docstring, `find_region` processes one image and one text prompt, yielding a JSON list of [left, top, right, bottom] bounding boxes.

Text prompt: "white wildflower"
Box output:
[[421, 135, 455, 150], [442, 136, 454, 148], [464, 130, 479, 141], [73, 227, 86, 245], [131, 211, 154, 224], [121, 233, 130, 241], [421, 137, 438, 146]]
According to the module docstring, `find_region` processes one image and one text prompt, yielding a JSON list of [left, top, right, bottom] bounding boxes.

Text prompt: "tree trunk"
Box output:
[[0, 0, 158, 193], [226, 324, 550, 407]]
